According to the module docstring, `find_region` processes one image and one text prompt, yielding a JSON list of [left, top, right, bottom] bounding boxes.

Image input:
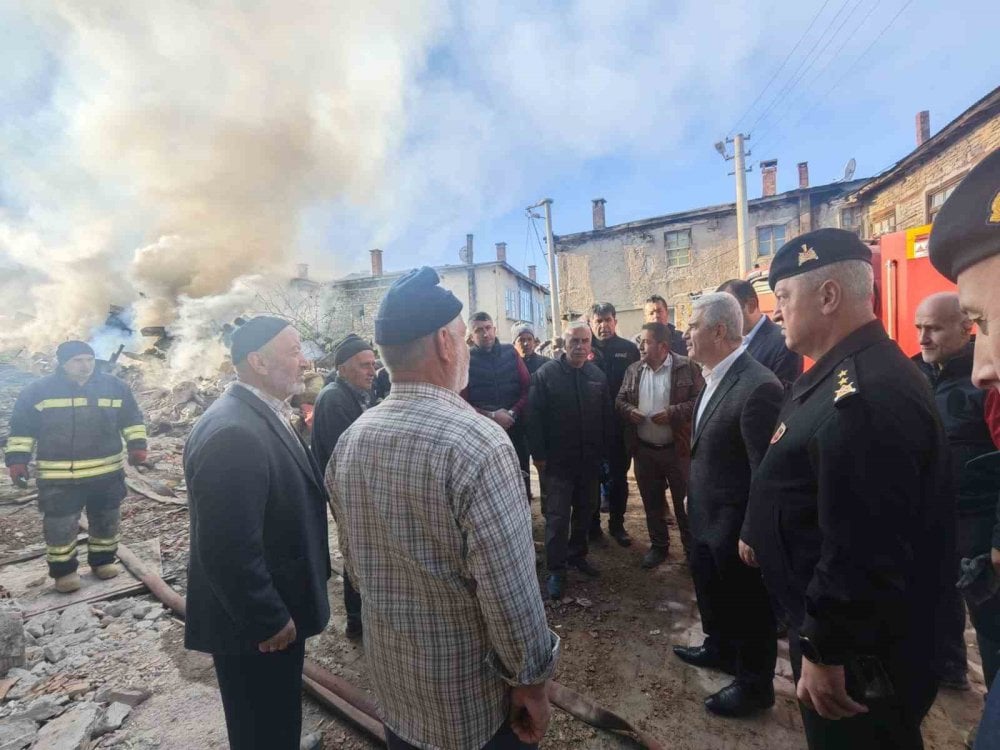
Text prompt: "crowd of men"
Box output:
[[4, 147, 1000, 750]]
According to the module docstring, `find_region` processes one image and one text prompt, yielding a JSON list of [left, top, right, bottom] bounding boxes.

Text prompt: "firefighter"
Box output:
[[4, 341, 147, 593]]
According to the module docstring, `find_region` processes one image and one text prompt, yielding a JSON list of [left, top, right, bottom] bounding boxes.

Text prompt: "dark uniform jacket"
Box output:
[[526, 356, 611, 477], [688, 352, 782, 565], [745, 316, 803, 388], [633, 324, 688, 357], [592, 335, 640, 401], [4, 370, 146, 484], [745, 321, 953, 666], [913, 342, 999, 515], [184, 385, 331, 655], [615, 355, 704, 463], [311, 375, 369, 473]]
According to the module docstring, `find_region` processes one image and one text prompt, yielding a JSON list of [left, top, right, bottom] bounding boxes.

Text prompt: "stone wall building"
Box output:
[[844, 86, 1000, 240], [554, 173, 867, 337]]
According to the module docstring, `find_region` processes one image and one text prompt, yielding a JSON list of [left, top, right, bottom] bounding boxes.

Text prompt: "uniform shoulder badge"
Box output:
[[798, 244, 819, 266], [989, 191, 1000, 224], [770, 422, 787, 444], [833, 359, 859, 406]]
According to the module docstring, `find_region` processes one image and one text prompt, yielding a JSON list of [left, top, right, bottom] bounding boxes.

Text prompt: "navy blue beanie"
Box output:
[[230, 316, 290, 364], [375, 267, 463, 345], [56, 340, 95, 365]]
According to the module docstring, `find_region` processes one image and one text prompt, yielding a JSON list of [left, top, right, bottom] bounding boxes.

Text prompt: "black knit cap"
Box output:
[[333, 333, 373, 366], [230, 315, 290, 364], [56, 340, 95, 365], [768, 227, 872, 290], [928, 146, 1000, 282], [375, 267, 463, 345]]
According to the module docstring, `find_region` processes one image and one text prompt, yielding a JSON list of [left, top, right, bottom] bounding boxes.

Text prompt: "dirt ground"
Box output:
[[0, 359, 987, 749]]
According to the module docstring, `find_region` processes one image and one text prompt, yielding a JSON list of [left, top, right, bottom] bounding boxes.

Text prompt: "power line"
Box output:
[[728, 0, 834, 137]]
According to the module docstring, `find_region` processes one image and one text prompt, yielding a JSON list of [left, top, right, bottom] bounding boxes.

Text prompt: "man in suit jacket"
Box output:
[[672, 293, 784, 718], [184, 316, 331, 750], [616, 322, 704, 566], [718, 279, 802, 387]]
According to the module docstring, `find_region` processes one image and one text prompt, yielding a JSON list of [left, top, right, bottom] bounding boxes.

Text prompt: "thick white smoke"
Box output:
[[0, 0, 444, 373]]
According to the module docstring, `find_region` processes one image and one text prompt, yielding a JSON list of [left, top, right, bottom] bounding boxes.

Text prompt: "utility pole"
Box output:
[[715, 134, 752, 278], [528, 199, 561, 341]]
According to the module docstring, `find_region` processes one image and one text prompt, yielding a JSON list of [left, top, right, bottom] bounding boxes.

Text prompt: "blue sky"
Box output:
[[0, 0, 997, 324]]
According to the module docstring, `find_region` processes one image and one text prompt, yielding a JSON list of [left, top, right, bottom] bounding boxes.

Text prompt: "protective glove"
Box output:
[[128, 450, 148, 467]]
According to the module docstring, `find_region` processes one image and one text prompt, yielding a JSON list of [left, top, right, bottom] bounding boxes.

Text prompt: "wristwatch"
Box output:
[[799, 636, 844, 666]]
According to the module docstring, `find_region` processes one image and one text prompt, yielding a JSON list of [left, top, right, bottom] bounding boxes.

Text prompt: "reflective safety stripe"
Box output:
[[36, 455, 126, 480], [34, 398, 89, 411], [121, 425, 147, 441], [87, 534, 120, 552], [97, 398, 123, 408], [5, 436, 36, 453], [46, 541, 79, 563]]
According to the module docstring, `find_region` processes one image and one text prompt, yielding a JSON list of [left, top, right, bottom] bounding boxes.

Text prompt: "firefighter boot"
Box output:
[[54, 572, 81, 593], [93, 563, 121, 580]]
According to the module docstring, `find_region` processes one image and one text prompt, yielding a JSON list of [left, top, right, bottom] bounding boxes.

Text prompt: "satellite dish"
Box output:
[[843, 157, 856, 181]]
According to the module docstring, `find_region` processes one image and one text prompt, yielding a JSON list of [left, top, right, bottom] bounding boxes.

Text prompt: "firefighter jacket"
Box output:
[[4, 370, 147, 484]]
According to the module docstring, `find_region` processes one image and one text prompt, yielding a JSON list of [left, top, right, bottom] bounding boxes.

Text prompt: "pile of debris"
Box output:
[[1, 598, 162, 749], [137, 380, 227, 438]]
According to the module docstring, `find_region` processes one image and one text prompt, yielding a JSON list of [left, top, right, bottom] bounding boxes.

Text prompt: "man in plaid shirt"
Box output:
[[326, 267, 559, 750]]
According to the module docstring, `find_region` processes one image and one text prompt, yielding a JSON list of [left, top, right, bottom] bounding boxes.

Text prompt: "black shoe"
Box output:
[[568, 558, 601, 578], [588, 526, 607, 545], [345, 619, 363, 641], [641, 547, 668, 568], [547, 573, 566, 600], [705, 681, 775, 717], [672, 645, 737, 676], [609, 526, 633, 547], [939, 673, 971, 691]]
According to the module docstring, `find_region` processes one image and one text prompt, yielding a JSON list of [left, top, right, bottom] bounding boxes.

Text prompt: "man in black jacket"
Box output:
[[528, 321, 611, 600], [633, 295, 688, 356], [913, 292, 1000, 690], [184, 316, 331, 750], [589, 302, 640, 546], [743, 230, 953, 749], [312, 333, 376, 640], [672, 293, 783, 717], [717, 279, 803, 388]]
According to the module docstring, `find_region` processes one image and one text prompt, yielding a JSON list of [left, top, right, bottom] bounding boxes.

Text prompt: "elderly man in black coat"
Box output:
[[184, 316, 331, 750], [673, 293, 783, 718]]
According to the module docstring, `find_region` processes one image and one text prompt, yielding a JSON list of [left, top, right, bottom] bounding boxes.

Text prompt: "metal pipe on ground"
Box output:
[[101, 526, 664, 749]]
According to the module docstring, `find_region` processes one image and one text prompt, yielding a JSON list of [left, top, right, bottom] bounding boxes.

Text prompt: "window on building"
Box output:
[[665, 229, 692, 267], [519, 290, 533, 322], [871, 211, 897, 237], [840, 206, 863, 235], [927, 180, 961, 222], [504, 288, 518, 320], [756, 224, 786, 256]]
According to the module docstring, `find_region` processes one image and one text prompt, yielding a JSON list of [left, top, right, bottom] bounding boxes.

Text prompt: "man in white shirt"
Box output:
[[616, 323, 703, 567]]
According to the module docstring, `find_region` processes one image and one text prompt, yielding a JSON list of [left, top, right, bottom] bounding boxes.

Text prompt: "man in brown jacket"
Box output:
[[616, 322, 704, 567]]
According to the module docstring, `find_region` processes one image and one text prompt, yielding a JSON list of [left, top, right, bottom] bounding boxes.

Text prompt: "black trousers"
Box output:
[[789, 633, 937, 750], [213, 641, 306, 750], [386, 721, 536, 749], [545, 471, 598, 572], [689, 540, 776, 686], [344, 572, 362, 626], [508, 423, 532, 500], [591, 433, 630, 530]]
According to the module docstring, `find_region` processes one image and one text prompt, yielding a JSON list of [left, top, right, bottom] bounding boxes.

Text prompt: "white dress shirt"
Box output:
[[636, 355, 674, 445], [695, 345, 746, 430], [743, 314, 767, 347]]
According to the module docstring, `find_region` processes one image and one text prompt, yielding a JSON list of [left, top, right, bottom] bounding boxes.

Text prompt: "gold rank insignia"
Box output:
[[770, 422, 787, 444], [989, 191, 1000, 224], [834, 368, 857, 404], [798, 244, 819, 266]]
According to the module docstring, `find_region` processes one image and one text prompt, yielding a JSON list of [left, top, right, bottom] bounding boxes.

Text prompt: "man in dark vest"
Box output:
[[184, 316, 331, 750], [463, 312, 531, 498], [312, 333, 377, 640]]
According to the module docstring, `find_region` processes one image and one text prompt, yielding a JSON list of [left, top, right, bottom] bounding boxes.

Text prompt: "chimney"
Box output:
[[760, 159, 778, 197], [592, 198, 606, 230], [465, 233, 474, 265], [370, 248, 383, 277], [296, 263, 309, 279], [916, 110, 930, 147], [495, 242, 507, 263], [797, 162, 809, 189], [528, 265, 537, 281]]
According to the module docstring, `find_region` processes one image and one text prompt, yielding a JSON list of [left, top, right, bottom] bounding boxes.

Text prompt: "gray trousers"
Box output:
[[544, 471, 598, 573], [38, 475, 124, 578], [633, 442, 690, 553]]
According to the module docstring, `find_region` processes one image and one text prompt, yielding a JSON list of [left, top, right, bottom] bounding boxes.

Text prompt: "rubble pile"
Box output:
[[0, 598, 168, 749]]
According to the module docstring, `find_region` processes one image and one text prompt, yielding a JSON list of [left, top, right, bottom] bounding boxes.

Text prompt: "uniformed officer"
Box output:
[[742, 228, 954, 750], [928, 145, 1000, 747]]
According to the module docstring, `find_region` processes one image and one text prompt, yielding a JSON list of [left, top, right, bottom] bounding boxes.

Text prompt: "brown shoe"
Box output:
[[54, 572, 82, 593]]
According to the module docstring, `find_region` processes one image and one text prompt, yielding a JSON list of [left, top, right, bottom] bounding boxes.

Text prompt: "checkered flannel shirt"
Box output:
[[326, 381, 559, 750]]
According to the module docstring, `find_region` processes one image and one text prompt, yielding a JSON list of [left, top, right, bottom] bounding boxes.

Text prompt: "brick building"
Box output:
[[845, 86, 1000, 240], [292, 237, 551, 348], [554, 172, 867, 336]]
